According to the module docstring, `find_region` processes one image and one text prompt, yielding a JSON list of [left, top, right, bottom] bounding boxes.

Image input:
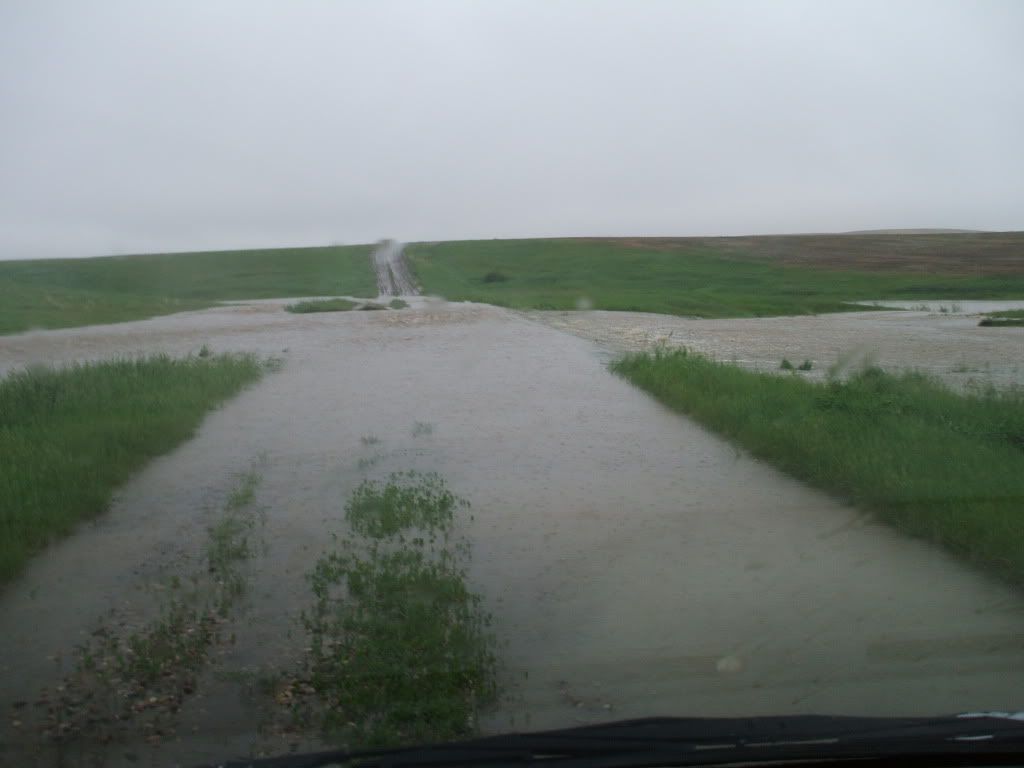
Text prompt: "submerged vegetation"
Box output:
[[612, 349, 1024, 586], [294, 472, 497, 747], [0, 354, 269, 584], [12, 465, 493, 753], [26, 468, 265, 746], [285, 297, 358, 313], [980, 310, 1024, 327]]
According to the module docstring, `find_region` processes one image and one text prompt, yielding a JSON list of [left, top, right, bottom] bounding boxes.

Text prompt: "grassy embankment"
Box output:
[[0, 244, 376, 334], [612, 350, 1024, 585], [406, 238, 1024, 318], [0, 354, 268, 584], [980, 309, 1024, 327]]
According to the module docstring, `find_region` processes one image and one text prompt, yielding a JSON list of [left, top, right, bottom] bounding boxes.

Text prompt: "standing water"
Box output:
[[1, 301, 1023, 766]]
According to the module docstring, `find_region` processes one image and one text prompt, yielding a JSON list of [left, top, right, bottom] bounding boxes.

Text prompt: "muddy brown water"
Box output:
[[2, 301, 1024, 767]]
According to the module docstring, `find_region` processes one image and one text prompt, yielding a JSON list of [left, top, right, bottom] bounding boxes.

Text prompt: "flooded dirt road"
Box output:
[[2, 302, 1024, 766], [372, 240, 418, 296]]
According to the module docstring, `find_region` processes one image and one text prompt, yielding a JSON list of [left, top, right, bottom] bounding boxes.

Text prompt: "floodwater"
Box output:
[[854, 299, 1024, 313], [2, 301, 1024, 766], [530, 303, 1024, 390]]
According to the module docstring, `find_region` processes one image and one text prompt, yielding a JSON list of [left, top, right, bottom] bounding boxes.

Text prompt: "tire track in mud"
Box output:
[[372, 240, 418, 296]]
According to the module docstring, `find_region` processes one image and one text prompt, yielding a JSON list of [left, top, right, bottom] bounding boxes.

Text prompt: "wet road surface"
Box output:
[[1, 301, 1023, 766], [372, 240, 418, 296]]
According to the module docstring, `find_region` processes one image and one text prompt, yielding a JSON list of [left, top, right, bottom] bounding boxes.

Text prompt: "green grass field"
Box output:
[[0, 244, 376, 334], [407, 239, 1024, 318], [0, 279, 210, 336], [5, 236, 1022, 332], [0, 354, 268, 584], [612, 350, 1024, 585]]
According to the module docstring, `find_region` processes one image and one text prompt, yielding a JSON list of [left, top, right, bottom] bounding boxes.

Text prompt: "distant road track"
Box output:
[[373, 241, 418, 296]]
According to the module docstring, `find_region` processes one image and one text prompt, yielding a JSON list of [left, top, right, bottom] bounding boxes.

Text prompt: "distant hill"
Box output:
[[843, 228, 981, 235]]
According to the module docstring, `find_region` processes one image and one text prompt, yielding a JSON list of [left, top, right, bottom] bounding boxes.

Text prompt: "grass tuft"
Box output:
[[345, 472, 463, 540], [612, 349, 1024, 586], [297, 472, 496, 747], [285, 298, 357, 314], [979, 309, 1024, 327]]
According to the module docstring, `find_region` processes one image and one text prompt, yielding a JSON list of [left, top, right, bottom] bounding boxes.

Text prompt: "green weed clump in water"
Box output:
[[206, 469, 264, 613], [980, 310, 1024, 327], [388, 298, 410, 309], [0, 354, 268, 584], [285, 297, 358, 313], [300, 472, 496, 748], [611, 349, 1024, 586], [988, 309, 1024, 319], [345, 471, 463, 539]]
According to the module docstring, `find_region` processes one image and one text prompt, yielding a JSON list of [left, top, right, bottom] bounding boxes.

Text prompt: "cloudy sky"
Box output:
[[1, 0, 1021, 259]]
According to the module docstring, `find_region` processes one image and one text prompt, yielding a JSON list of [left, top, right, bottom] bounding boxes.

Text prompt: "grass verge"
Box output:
[[0, 354, 269, 584], [285, 298, 358, 313], [406, 239, 1024, 318], [611, 349, 1024, 585], [290, 472, 497, 748]]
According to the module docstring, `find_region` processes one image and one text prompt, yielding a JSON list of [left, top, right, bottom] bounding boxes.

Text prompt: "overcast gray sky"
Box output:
[[1, 0, 1022, 259]]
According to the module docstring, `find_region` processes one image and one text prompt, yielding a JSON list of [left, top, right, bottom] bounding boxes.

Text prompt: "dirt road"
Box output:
[[1, 302, 1023, 766], [372, 239, 418, 296]]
